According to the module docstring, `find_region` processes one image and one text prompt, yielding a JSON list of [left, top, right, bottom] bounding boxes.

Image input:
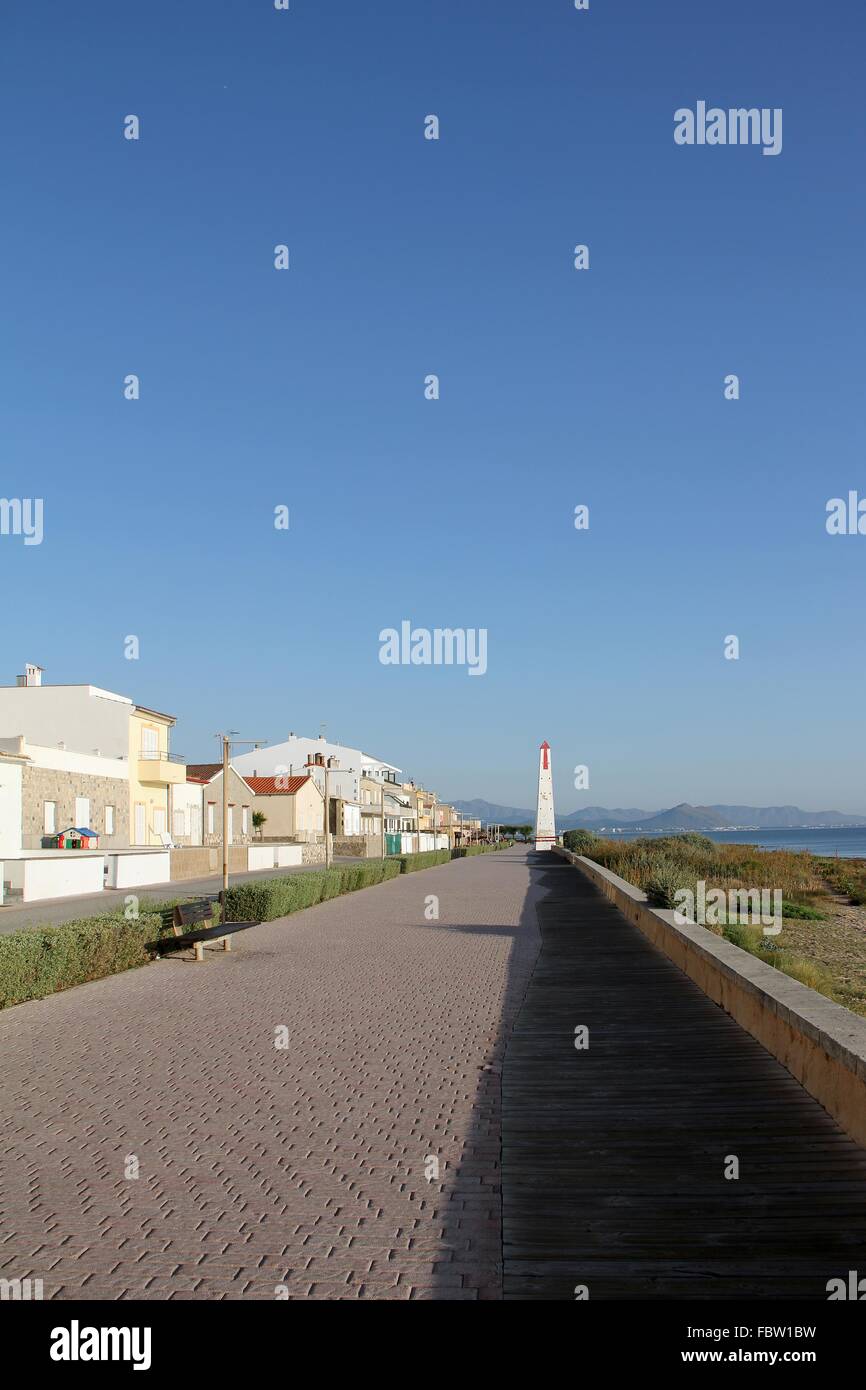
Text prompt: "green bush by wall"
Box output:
[[0, 913, 166, 1010], [451, 842, 510, 858], [396, 849, 452, 873], [224, 859, 401, 923]]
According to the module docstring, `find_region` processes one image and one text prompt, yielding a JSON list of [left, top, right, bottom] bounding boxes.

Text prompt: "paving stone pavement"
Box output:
[[0, 848, 542, 1300]]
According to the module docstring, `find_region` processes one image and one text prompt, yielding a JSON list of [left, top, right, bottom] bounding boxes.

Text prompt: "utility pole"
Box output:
[[324, 760, 331, 870], [220, 732, 233, 912], [381, 776, 386, 860], [215, 730, 264, 924]]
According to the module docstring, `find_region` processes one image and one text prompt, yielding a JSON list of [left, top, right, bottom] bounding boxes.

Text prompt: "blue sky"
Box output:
[[2, 1, 865, 814]]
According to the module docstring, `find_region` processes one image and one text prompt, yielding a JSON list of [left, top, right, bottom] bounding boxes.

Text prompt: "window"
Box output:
[[207, 802, 215, 835], [44, 801, 56, 834], [173, 809, 185, 838], [74, 796, 90, 829], [105, 805, 115, 835], [141, 726, 158, 757], [227, 805, 235, 841], [242, 806, 249, 835]]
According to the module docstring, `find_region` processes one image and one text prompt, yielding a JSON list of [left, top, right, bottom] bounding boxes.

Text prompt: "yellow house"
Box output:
[[129, 705, 185, 845]]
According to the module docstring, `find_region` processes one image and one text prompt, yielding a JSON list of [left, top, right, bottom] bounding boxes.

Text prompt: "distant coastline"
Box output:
[[599, 827, 866, 859]]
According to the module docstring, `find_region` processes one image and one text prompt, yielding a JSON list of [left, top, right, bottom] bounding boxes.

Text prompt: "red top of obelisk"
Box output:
[[540, 740, 550, 769]]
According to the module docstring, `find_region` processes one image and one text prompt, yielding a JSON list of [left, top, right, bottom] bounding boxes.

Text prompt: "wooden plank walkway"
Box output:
[[502, 858, 866, 1300]]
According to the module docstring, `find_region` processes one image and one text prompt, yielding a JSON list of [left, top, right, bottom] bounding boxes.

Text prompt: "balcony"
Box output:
[[137, 748, 186, 786]]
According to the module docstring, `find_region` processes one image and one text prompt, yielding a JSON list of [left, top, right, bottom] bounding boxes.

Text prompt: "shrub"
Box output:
[[396, 849, 451, 873], [723, 923, 764, 953], [780, 899, 825, 920], [562, 829, 599, 854], [224, 860, 401, 923], [674, 833, 717, 852], [452, 842, 508, 858], [644, 858, 697, 908], [0, 913, 165, 1010]]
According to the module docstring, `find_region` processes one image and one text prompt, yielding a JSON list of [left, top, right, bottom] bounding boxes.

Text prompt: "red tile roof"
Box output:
[[186, 763, 222, 783], [244, 775, 315, 796]]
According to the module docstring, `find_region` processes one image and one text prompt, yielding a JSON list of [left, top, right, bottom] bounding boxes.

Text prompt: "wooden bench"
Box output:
[[150, 896, 260, 963]]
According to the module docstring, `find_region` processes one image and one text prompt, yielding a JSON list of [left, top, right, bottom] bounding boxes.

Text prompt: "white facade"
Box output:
[[172, 780, 204, 844], [0, 737, 130, 783], [0, 752, 25, 855], [0, 684, 133, 760], [535, 740, 557, 851], [233, 734, 400, 781]]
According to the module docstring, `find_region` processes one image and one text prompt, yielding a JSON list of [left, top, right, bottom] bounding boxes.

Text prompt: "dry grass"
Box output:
[[582, 836, 866, 1016]]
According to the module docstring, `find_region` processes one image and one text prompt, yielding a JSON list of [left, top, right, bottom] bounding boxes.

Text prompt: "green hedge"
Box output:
[[224, 859, 401, 922], [0, 913, 165, 1010], [396, 849, 452, 873], [451, 842, 510, 858]]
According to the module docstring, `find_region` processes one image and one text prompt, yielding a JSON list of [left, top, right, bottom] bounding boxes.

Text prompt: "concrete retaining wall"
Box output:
[[105, 850, 171, 888], [274, 844, 303, 867], [555, 847, 866, 1149], [5, 852, 106, 903], [246, 844, 303, 870]]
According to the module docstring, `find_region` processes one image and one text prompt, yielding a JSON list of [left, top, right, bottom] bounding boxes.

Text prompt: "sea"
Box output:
[[597, 827, 866, 859]]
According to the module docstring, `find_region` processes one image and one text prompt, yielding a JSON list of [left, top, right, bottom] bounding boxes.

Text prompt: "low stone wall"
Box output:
[[555, 847, 866, 1149], [333, 836, 377, 858], [169, 846, 249, 881]]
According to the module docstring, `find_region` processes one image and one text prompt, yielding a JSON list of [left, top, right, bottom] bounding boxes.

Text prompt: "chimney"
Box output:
[[16, 663, 43, 687]]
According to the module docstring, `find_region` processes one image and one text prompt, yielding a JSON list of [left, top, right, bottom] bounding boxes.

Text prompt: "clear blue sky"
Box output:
[[3, 1, 864, 814]]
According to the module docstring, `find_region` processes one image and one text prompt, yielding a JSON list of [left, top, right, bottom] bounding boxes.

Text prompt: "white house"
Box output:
[[0, 734, 131, 849], [171, 778, 204, 846], [0, 747, 26, 855], [0, 666, 133, 758], [0, 664, 186, 849], [233, 734, 401, 841]]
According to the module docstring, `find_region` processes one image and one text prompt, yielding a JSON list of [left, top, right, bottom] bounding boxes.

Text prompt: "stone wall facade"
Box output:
[[21, 764, 129, 850], [333, 835, 380, 859], [169, 846, 249, 881], [301, 842, 326, 865]]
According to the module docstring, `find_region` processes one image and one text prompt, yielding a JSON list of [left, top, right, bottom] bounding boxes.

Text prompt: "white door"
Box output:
[[134, 804, 146, 844], [74, 796, 90, 829], [227, 805, 234, 842], [190, 805, 202, 844]]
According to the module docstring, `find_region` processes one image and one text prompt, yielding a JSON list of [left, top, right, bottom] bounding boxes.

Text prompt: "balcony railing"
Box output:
[[139, 749, 185, 763]]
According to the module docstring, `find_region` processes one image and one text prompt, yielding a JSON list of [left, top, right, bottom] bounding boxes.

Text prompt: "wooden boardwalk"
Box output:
[[502, 858, 866, 1300]]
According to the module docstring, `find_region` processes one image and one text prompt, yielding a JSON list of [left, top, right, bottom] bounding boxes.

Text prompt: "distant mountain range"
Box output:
[[450, 799, 866, 831]]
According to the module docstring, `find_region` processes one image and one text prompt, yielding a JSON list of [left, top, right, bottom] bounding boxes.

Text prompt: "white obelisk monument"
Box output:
[[534, 740, 557, 852]]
